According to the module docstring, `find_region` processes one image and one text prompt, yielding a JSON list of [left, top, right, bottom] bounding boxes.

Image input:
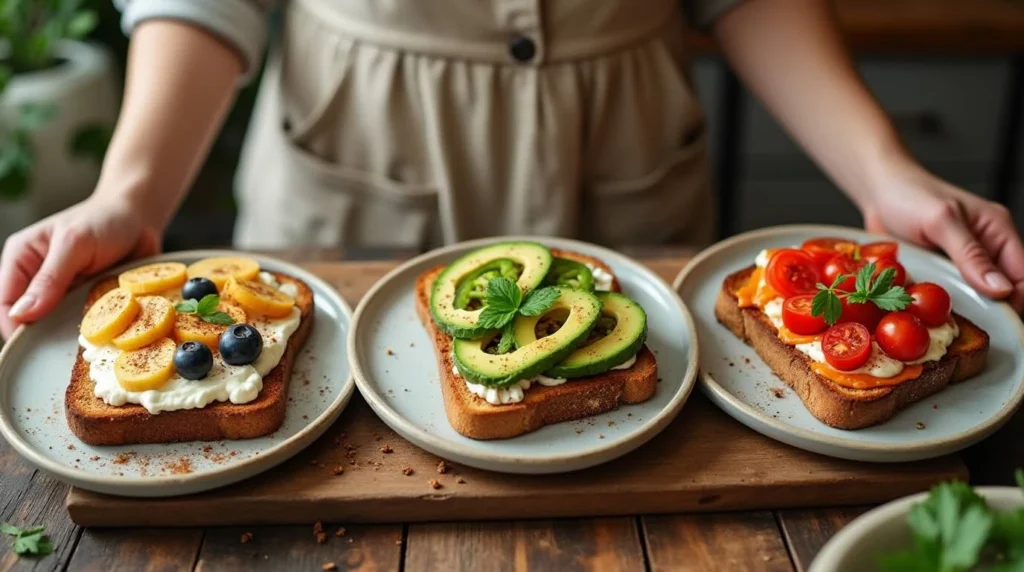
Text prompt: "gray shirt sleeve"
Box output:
[[114, 0, 279, 83], [683, 0, 745, 30]]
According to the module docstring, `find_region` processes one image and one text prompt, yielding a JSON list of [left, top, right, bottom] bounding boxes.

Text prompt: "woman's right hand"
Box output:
[[0, 195, 163, 339]]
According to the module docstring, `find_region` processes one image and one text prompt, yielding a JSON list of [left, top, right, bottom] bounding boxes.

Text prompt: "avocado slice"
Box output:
[[452, 287, 602, 386], [542, 257, 594, 291], [430, 242, 553, 339], [514, 292, 646, 378]]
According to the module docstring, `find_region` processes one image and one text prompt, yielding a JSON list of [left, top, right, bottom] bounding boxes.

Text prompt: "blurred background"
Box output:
[[1, 0, 1022, 251]]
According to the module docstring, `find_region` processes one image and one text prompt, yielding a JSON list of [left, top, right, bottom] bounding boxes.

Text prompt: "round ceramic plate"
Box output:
[[0, 250, 354, 497], [348, 236, 698, 474], [810, 486, 1022, 572], [674, 224, 1024, 462]]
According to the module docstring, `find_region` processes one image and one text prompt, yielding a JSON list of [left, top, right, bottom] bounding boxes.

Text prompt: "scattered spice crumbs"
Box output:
[[332, 465, 345, 475], [402, 467, 414, 476], [67, 444, 75, 451], [335, 527, 346, 537], [771, 387, 786, 399], [744, 357, 751, 364], [386, 348, 394, 356], [436, 461, 448, 474], [429, 479, 442, 490], [456, 476, 466, 484], [165, 457, 193, 475], [322, 563, 338, 571], [241, 532, 253, 544], [313, 521, 327, 544], [916, 422, 926, 430], [599, 434, 605, 439], [380, 444, 393, 454]]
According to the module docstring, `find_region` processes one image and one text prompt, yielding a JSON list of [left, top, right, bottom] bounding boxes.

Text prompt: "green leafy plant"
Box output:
[[811, 262, 914, 326], [176, 295, 236, 326], [476, 277, 560, 353], [878, 470, 1024, 571], [1, 522, 53, 556], [0, 0, 103, 200]]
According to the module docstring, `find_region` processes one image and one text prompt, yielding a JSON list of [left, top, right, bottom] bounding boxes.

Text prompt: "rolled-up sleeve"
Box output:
[[684, 0, 745, 30], [114, 0, 278, 84]]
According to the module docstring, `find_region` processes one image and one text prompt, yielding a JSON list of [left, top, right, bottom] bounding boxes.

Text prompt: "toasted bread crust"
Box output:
[[65, 271, 314, 445], [715, 266, 989, 429], [416, 259, 655, 440]]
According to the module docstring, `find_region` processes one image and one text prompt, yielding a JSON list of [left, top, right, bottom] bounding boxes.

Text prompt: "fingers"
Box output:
[[922, 199, 1013, 300], [0, 231, 47, 340], [973, 204, 1024, 312], [7, 226, 91, 325]]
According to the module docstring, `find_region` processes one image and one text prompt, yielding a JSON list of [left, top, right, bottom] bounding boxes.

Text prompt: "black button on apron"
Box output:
[[509, 35, 536, 63]]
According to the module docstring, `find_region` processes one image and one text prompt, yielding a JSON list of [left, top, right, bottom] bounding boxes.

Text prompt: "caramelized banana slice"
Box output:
[[81, 288, 140, 345], [114, 338, 176, 392], [173, 302, 247, 349], [186, 257, 260, 289], [118, 262, 188, 295], [112, 296, 176, 351], [223, 276, 295, 318]]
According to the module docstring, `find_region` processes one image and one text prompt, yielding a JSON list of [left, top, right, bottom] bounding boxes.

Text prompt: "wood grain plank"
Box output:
[[404, 518, 644, 572], [642, 512, 791, 572], [777, 507, 873, 572], [195, 524, 402, 572], [65, 528, 202, 572]]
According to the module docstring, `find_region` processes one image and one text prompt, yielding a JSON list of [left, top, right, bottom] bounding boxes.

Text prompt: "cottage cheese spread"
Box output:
[[452, 359, 567, 405], [79, 277, 301, 414], [585, 263, 614, 292]]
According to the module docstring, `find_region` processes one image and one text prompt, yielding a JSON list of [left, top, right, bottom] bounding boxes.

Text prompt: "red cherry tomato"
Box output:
[[876, 312, 930, 362], [823, 254, 858, 292], [867, 258, 908, 287], [766, 249, 822, 298], [781, 295, 828, 335], [802, 237, 860, 267], [907, 282, 952, 327], [838, 299, 887, 330], [860, 241, 899, 261], [822, 322, 872, 371]]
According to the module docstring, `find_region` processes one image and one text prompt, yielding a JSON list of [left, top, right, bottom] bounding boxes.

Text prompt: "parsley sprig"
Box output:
[[811, 262, 913, 326], [1, 523, 53, 556], [476, 277, 560, 352], [878, 470, 1024, 571], [175, 294, 236, 326]]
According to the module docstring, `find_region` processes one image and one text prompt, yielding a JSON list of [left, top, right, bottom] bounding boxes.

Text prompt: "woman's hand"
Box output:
[[0, 195, 162, 339], [861, 162, 1024, 312]]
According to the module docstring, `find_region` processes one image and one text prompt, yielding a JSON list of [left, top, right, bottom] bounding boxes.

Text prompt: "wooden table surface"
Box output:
[[2, 249, 1023, 572]]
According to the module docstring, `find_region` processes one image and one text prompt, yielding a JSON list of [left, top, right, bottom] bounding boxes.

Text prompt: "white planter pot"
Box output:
[[1, 40, 120, 218]]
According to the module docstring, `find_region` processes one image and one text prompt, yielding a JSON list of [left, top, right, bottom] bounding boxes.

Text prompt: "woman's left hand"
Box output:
[[861, 162, 1024, 313]]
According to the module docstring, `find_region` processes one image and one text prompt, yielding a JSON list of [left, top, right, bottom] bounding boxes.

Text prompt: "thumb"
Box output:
[[924, 205, 1013, 299], [8, 228, 89, 322]]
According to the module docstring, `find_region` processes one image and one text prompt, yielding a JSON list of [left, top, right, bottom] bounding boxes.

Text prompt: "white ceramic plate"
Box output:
[[674, 224, 1024, 462], [348, 236, 698, 474], [810, 486, 1023, 572], [0, 250, 354, 497]]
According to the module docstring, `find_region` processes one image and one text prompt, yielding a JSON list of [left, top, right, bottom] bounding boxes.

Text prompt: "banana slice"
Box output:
[[111, 296, 176, 351], [118, 262, 188, 295], [186, 257, 260, 289], [81, 288, 140, 345], [223, 277, 295, 318], [173, 302, 247, 349], [114, 338, 177, 392]]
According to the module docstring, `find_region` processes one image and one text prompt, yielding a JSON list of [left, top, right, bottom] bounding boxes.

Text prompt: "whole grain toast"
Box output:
[[65, 271, 314, 445], [416, 249, 656, 440], [715, 266, 989, 429]]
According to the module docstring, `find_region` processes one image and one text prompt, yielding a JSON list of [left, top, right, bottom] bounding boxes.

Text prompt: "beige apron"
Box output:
[[233, 0, 718, 251]]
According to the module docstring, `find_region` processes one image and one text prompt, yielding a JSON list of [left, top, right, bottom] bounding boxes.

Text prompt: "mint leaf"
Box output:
[[484, 277, 521, 314], [871, 287, 914, 312], [175, 300, 198, 313], [201, 312, 235, 326], [855, 262, 874, 293], [477, 306, 517, 330], [0, 523, 19, 536], [519, 287, 560, 317], [497, 324, 516, 354], [196, 294, 219, 316]]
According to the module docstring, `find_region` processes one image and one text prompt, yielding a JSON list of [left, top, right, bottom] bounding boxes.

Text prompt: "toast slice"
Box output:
[[715, 266, 989, 429], [65, 271, 314, 445], [416, 250, 656, 440]]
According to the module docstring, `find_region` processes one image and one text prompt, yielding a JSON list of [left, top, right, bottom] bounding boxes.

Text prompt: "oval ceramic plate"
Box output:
[[810, 486, 1023, 572], [674, 224, 1024, 462], [0, 250, 354, 497], [348, 236, 698, 474]]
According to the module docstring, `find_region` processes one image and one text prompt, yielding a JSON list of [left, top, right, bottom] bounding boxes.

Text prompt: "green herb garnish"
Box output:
[[476, 277, 560, 334], [811, 262, 913, 326], [1, 523, 53, 556], [175, 294, 236, 326]]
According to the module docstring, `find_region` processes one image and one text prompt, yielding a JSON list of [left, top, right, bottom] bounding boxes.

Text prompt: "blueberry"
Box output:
[[219, 324, 263, 366], [182, 277, 218, 301], [174, 341, 213, 380]]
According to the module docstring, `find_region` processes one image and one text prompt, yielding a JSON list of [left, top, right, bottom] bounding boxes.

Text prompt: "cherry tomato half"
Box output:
[[907, 282, 952, 327], [802, 237, 860, 267], [822, 322, 872, 371], [868, 258, 908, 287], [876, 311, 930, 362], [860, 241, 899, 261], [823, 254, 858, 292], [838, 299, 887, 330], [766, 249, 822, 298], [782, 295, 828, 335]]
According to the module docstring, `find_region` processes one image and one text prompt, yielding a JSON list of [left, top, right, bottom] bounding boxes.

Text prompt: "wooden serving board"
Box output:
[[66, 259, 967, 527]]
